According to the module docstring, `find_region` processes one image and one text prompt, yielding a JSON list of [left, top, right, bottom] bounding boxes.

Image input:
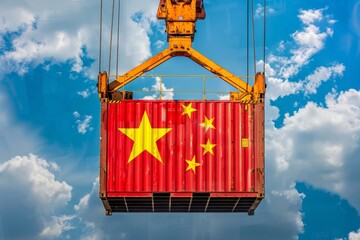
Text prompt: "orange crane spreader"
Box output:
[[98, 0, 266, 103]]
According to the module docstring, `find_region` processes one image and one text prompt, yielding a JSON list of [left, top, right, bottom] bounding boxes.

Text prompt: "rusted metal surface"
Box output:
[[100, 100, 264, 213], [99, 100, 112, 215], [107, 100, 255, 192]]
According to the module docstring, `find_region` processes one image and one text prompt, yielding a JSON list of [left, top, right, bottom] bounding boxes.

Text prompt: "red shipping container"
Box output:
[[99, 100, 264, 214]]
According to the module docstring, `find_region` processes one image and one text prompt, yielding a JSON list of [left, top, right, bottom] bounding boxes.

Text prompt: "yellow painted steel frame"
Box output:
[[99, 0, 265, 102]]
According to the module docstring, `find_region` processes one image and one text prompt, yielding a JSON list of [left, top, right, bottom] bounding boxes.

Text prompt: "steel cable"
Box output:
[[99, 0, 103, 73], [108, 0, 115, 81], [263, 0, 266, 75], [116, 0, 121, 78], [246, 0, 249, 92], [251, 0, 257, 76]]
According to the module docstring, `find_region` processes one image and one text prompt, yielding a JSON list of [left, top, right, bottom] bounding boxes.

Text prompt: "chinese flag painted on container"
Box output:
[[106, 100, 254, 193]]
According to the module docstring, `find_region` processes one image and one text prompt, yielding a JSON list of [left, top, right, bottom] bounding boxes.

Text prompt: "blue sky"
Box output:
[[0, 0, 360, 239]]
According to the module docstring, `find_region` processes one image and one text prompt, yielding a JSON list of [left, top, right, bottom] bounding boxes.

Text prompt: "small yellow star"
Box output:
[[200, 116, 215, 132], [185, 156, 201, 173], [200, 139, 216, 155], [181, 103, 197, 119]]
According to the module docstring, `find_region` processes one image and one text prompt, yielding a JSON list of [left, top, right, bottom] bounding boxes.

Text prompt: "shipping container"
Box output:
[[99, 100, 264, 215]]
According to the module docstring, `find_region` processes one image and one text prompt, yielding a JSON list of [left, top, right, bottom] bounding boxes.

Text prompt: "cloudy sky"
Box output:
[[0, 0, 360, 239]]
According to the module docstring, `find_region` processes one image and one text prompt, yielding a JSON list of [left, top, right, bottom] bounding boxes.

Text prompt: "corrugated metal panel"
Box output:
[[104, 100, 263, 194]]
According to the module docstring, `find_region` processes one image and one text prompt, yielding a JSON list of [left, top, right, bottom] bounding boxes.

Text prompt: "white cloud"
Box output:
[[327, 27, 334, 37], [267, 89, 360, 211], [154, 40, 165, 49], [74, 194, 90, 211], [74, 113, 93, 134], [0, 0, 159, 78], [349, 228, 360, 240], [73, 178, 304, 240], [0, 154, 72, 239], [292, 24, 327, 49], [268, 8, 334, 80], [218, 94, 229, 100], [255, 3, 275, 18], [77, 115, 93, 134], [40, 215, 75, 238], [73, 111, 80, 118], [261, 90, 360, 239], [74, 179, 105, 240], [256, 60, 276, 76], [298, 8, 324, 25], [142, 76, 174, 100], [277, 40, 286, 52], [77, 89, 90, 98], [267, 77, 303, 100], [0, 7, 36, 33], [256, 9, 356, 238], [304, 63, 345, 94], [81, 232, 103, 240], [263, 8, 343, 104], [0, 154, 72, 209], [77, 86, 96, 99]]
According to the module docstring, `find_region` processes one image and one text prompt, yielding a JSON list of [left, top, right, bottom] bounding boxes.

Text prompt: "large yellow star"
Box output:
[[200, 116, 215, 132], [118, 111, 172, 163], [185, 156, 201, 173], [181, 103, 197, 119], [200, 139, 216, 155]]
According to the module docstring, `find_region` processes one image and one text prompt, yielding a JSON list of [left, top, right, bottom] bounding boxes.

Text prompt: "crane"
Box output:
[[97, 0, 265, 104]]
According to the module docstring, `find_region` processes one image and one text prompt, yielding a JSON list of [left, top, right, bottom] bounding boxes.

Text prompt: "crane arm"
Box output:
[[104, 36, 253, 96], [108, 48, 174, 92], [187, 47, 252, 93]]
